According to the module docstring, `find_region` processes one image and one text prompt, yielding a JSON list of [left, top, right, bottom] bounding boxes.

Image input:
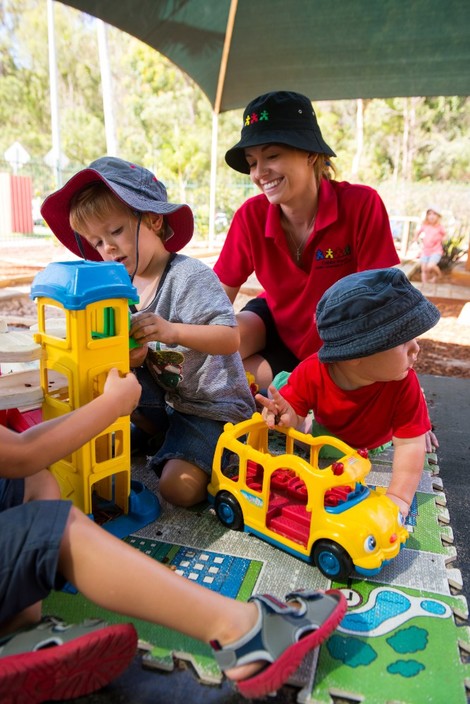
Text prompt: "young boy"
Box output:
[[0, 367, 346, 702], [41, 157, 256, 508], [256, 268, 440, 517]]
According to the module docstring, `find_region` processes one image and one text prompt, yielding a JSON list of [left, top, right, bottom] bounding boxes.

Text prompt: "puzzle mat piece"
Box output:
[[301, 581, 470, 704], [130, 463, 465, 694], [43, 510, 468, 701], [369, 445, 439, 473], [131, 462, 459, 599], [44, 445, 463, 701], [44, 538, 263, 685], [43, 537, 318, 689]]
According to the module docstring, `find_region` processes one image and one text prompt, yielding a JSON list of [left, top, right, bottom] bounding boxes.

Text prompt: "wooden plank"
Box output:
[[0, 369, 66, 410], [0, 329, 41, 362]]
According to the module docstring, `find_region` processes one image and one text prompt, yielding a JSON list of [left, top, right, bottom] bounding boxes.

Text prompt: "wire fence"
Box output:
[[0, 158, 468, 266]]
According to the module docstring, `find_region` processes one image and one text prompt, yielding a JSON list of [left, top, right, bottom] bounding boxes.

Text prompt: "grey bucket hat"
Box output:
[[225, 91, 336, 174], [316, 268, 441, 363], [41, 156, 194, 261]]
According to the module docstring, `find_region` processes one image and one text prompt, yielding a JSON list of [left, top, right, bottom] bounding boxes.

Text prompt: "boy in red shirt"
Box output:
[[256, 268, 440, 518]]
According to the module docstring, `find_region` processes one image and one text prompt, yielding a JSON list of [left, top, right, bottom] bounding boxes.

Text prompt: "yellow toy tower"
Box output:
[[31, 260, 159, 534]]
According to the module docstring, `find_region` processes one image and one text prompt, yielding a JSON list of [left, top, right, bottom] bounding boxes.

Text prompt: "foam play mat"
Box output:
[[45, 446, 470, 703]]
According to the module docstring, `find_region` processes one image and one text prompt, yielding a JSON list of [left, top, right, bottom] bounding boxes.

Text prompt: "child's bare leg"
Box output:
[[24, 469, 61, 502], [58, 506, 260, 681], [158, 459, 209, 507], [0, 603, 42, 639]]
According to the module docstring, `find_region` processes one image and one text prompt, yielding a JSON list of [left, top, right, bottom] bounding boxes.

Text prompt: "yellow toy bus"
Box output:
[[207, 413, 409, 581]]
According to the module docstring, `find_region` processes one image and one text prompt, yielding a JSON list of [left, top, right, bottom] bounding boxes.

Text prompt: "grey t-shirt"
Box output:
[[140, 254, 255, 423]]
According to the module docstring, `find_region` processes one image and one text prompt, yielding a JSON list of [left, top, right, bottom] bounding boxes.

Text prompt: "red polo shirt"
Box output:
[[214, 179, 399, 360]]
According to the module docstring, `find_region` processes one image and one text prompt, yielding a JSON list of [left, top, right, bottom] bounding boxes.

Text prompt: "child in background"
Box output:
[[256, 268, 440, 518], [0, 367, 346, 702], [413, 206, 447, 283], [41, 157, 255, 508]]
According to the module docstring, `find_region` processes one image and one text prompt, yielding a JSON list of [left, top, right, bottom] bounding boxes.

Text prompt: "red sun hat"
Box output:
[[41, 157, 194, 261]]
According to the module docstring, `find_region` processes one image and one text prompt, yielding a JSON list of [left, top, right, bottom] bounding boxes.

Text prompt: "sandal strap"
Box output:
[[0, 616, 107, 657], [210, 591, 337, 671], [285, 589, 340, 626]]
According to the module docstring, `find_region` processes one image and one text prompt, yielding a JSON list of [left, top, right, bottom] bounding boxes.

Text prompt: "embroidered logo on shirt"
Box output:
[[315, 245, 352, 261]]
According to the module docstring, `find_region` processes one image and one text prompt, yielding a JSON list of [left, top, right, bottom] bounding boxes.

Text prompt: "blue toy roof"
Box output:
[[31, 261, 138, 309]]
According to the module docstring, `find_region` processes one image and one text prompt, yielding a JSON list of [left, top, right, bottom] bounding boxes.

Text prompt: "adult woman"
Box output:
[[214, 91, 400, 387]]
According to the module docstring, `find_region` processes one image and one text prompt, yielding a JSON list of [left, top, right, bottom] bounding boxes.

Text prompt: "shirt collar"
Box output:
[[264, 178, 339, 239]]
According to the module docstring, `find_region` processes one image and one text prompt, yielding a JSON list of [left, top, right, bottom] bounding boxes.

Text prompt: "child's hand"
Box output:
[[103, 368, 141, 416], [386, 492, 410, 518], [255, 385, 298, 429], [130, 311, 174, 346], [130, 343, 148, 368]]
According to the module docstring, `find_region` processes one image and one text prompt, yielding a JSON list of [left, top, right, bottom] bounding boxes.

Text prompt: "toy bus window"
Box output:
[[311, 442, 348, 470], [221, 450, 241, 482], [246, 460, 264, 491], [270, 429, 309, 462]]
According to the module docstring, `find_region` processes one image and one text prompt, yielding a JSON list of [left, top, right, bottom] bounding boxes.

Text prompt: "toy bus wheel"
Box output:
[[215, 492, 244, 531], [312, 540, 353, 581]]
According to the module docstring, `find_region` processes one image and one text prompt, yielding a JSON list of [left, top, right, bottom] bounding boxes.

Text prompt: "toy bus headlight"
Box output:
[[364, 535, 377, 552]]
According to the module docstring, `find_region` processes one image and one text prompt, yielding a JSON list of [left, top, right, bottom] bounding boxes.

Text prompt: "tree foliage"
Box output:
[[0, 0, 469, 239]]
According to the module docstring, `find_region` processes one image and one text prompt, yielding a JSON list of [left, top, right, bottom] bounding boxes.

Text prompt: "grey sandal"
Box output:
[[210, 588, 346, 698], [0, 616, 137, 703]]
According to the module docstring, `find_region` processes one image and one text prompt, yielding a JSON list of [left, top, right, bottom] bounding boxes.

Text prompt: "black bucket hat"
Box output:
[[316, 268, 441, 363], [225, 91, 336, 174], [41, 156, 194, 261]]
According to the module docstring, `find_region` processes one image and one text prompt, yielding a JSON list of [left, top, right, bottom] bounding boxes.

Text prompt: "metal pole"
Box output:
[[47, 0, 62, 187], [97, 19, 117, 156]]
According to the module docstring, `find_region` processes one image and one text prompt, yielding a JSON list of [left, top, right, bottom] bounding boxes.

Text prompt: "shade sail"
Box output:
[[58, 0, 470, 113]]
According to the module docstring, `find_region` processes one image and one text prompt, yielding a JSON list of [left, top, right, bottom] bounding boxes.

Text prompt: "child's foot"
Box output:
[[0, 616, 137, 703], [210, 589, 346, 699]]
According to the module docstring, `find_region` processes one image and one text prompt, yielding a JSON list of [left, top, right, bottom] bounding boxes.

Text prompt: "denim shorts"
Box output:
[[0, 476, 24, 509], [0, 483, 71, 624], [134, 365, 226, 476], [420, 253, 441, 265], [241, 297, 300, 378]]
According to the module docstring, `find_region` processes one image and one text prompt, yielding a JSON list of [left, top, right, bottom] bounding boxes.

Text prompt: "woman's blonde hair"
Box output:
[[314, 153, 337, 182]]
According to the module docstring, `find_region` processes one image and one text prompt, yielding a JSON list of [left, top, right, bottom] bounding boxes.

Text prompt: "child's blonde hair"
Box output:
[[69, 182, 167, 240]]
